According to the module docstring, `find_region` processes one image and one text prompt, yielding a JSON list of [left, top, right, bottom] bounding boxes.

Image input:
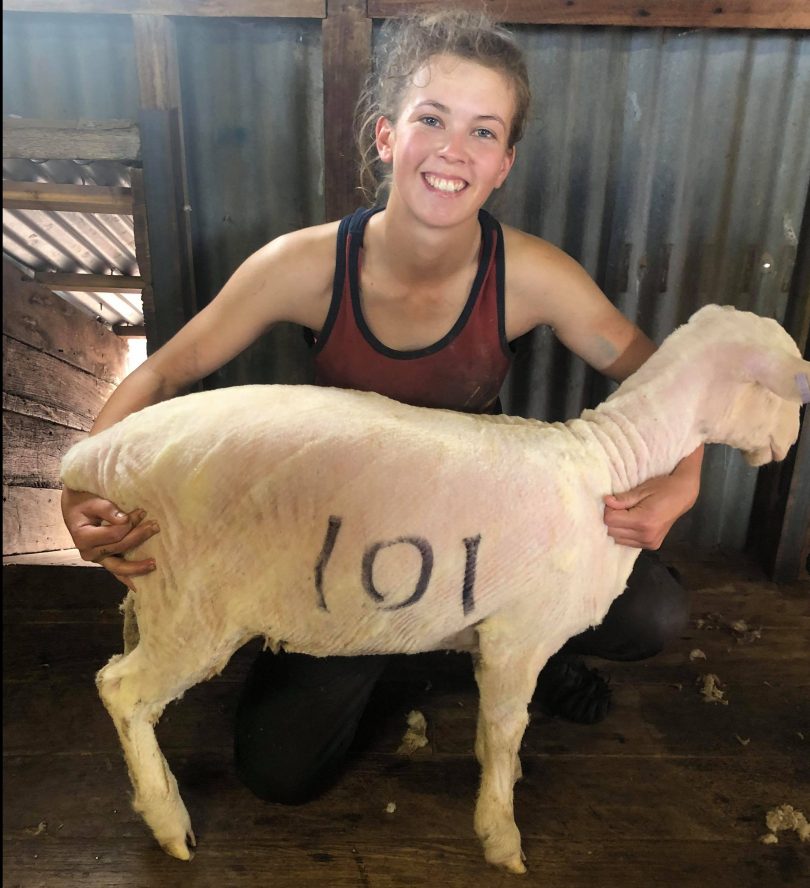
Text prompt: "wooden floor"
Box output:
[[3, 555, 809, 888]]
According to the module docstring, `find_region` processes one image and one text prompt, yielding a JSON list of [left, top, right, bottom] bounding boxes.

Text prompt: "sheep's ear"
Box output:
[[750, 352, 810, 403]]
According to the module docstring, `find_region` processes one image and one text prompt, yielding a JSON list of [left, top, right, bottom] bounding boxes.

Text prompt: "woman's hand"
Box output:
[[603, 446, 703, 549], [61, 488, 159, 591]]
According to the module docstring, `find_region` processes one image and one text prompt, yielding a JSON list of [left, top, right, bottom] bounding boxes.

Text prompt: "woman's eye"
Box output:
[[475, 128, 496, 139], [420, 116, 441, 127]]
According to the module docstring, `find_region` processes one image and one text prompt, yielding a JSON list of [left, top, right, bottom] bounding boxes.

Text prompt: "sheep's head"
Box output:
[[688, 306, 809, 466]]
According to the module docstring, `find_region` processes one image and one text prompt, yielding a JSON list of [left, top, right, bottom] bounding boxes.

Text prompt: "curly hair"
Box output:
[[355, 10, 531, 205]]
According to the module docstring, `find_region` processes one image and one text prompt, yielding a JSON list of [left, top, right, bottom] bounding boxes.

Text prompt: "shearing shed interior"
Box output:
[[2, 2, 809, 887]]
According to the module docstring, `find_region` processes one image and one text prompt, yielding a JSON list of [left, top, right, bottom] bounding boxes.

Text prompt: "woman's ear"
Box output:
[[494, 146, 516, 189], [375, 116, 395, 164]]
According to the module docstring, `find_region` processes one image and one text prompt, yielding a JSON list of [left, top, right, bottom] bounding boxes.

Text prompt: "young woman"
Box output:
[[62, 12, 698, 803]]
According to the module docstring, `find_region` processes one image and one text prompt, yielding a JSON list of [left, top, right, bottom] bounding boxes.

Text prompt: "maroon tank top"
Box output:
[[312, 207, 513, 413]]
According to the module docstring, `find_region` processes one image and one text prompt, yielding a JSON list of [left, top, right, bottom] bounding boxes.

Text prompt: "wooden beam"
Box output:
[[133, 15, 197, 351], [34, 272, 144, 294], [771, 411, 810, 583], [323, 0, 373, 220], [2, 119, 140, 162], [3, 412, 83, 488], [2, 486, 76, 555], [5, 0, 806, 27], [3, 1, 325, 16], [767, 177, 810, 583], [112, 324, 146, 337], [129, 168, 156, 353], [133, 13, 183, 111], [369, 1, 810, 30], [3, 182, 133, 215]]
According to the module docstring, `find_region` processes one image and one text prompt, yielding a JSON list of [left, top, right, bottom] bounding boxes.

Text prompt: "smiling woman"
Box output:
[[373, 55, 517, 227], [355, 11, 531, 206]]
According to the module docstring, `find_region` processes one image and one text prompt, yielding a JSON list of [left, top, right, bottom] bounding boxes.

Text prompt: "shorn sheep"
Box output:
[[60, 305, 809, 873]]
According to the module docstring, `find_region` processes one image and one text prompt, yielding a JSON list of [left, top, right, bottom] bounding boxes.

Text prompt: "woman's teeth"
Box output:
[[424, 174, 466, 193]]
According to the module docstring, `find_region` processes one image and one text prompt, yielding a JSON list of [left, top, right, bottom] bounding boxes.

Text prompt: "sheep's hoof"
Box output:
[[485, 844, 527, 874], [160, 831, 195, 861], [502, 855, 527, 875]]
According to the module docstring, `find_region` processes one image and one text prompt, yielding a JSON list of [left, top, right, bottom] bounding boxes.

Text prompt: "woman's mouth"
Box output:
[[422, 173, 468, 194]]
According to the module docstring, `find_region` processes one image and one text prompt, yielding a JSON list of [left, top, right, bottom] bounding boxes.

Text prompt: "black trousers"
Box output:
[[233, 551, 688, 804]]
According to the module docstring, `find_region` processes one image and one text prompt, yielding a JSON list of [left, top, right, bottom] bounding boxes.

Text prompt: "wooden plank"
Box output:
[[772, 411, 810, 583], [133, 16, 197, 350], [1, 838, 364, 888], [3, 391, 95, 433], [3, 0, 325, 16], [1, 754, 806, 886], [322, 0, 373, 220], [133, 14, 182, 112], [2, 744, 805, 843], [129, 167, 156, 354], [2, 181, 133, 215], [2, 119, 140, 162], [1, 550, 90, 567], [768, 178, 810, 584], [112, 324, 146, 337], [2, 413, 84, 488], [3, 260, 128, 383], [4, 0, 806, 28], [368, 1, 810, 30], [2, 487, 75, 556], [2, 835, 806, 888], [2, 336, 116, 430], [137, 109, 197, 349], [33, 272, 144, 294]]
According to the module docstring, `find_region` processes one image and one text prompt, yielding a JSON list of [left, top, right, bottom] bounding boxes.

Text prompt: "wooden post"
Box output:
[[129, 167, 156, 352], [322, 0, 373, 221], [769, 179, 810, 584], [132, 14, 197, 351]]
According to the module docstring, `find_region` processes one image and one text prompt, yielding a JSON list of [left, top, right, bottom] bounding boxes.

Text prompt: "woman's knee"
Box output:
[[234, 739, 327, 805], [232, 649, 389, 804], [568, 553, 691, 661], [622, 555, 690, 659]]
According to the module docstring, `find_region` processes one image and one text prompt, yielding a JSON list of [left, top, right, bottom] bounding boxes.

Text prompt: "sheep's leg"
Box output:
[[475, 703, 522, 783], [96, 646, 204, 860], [473, 633, 560, 874]]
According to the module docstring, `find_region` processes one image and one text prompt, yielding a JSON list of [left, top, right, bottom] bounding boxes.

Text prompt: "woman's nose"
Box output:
[[438, 129, 468, 162]]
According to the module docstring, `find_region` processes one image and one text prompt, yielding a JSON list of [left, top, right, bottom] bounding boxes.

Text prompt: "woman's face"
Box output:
[[376, 54, 516, 227]]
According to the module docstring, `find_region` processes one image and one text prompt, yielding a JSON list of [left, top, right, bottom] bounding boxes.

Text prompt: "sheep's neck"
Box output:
[[583, 382, 702, 492]]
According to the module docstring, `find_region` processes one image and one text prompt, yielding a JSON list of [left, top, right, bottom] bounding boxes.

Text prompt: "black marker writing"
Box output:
[[314, 515, 481, 615], [362, 537, 434, 610], [314, 515, 342, 611], [462, 534, 481, 616]]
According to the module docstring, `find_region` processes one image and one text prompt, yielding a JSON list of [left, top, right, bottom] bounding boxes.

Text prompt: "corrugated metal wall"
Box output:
[[2, 13, 139, 118], [175, 16, 325, 389], [3, 13, 809, 549], [492, 26, 810, 548]]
